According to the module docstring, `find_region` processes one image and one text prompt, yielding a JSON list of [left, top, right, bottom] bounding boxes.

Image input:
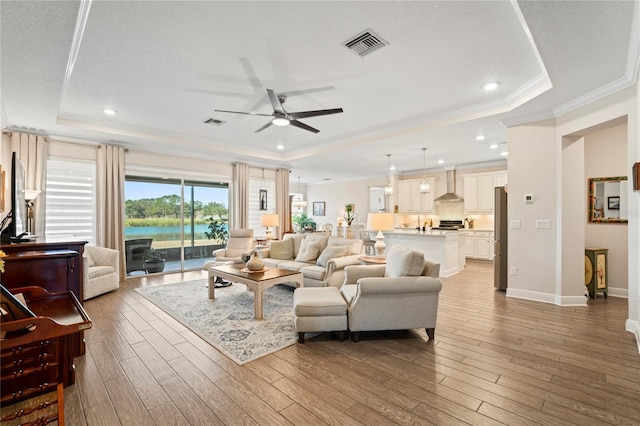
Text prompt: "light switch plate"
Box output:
[[535, 219, 551, 229], [510, 220, 521, 229]]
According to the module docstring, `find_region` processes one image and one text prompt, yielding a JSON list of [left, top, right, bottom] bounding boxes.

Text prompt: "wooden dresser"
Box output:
[[0, 240, 87, 386], [1, 286, 91, 424]]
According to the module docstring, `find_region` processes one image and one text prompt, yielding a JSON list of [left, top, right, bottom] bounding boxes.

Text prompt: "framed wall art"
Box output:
[[313, 201, 325, 216], [259, 189, 267, 210]]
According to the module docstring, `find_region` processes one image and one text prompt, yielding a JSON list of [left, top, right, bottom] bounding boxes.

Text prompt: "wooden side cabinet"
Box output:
[[585, 248, 608, 299]]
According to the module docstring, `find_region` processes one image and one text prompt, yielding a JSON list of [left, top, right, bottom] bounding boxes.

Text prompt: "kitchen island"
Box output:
[[382, 230, 466, 277]]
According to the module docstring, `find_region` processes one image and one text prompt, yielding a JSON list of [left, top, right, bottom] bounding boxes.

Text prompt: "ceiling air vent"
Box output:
[[204, 118, 226, 126], [343, 29, 387, 57]]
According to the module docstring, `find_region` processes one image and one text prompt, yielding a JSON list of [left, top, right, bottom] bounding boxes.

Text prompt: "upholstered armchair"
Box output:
[[83, 245, 120, 300], [341, 245, 442, 342], [210, 228, 255, 263]]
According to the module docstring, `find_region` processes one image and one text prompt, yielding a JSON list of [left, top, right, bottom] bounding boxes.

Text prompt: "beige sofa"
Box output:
[[257, 233, 363, 287], [341, 245, 442, 342]]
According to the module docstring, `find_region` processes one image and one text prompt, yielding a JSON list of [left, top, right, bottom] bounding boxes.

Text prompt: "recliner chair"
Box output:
[[204, 228, 255, 286], [210, 228, 255, 263]]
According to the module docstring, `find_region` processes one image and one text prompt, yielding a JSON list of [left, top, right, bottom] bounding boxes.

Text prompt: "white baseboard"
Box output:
[[506, 288, 588, 306], [626, 319, 640, 354], [606, 287, 628, 298]]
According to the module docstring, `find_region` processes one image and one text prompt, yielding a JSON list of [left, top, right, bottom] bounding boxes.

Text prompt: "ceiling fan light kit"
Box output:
[[215, 88, 343, 133]]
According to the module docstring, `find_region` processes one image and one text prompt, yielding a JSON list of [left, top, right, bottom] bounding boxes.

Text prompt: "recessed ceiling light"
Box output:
[[490, 144, 499, 149], [483, 82, 499, 91], [437, 159, 444, 164], [103, 108, 116, 115], [476, 135, 486, 141], [389, 165, 396, 171], [276, 143, 284, 150], [501, 151, 508, 156]]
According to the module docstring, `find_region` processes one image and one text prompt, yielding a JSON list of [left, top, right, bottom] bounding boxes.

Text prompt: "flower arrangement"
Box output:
[[344, 204, 357, 226], [0, 250, 7, 273]]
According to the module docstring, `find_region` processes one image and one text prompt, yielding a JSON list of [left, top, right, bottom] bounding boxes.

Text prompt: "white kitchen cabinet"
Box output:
[[465, 230, 494, 260], [465, 235, 475, 257], [398, 178, 435, 213], [463, 171, 507, 214]]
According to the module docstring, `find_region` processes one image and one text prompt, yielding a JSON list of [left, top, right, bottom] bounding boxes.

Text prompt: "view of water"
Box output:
[[125, 224, 212, 241]]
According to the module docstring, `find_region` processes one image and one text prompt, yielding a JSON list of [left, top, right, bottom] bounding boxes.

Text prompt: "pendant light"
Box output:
[[384, 154, 394, 195], [291, 176, 307, 208], [420, 147, 431, 193]]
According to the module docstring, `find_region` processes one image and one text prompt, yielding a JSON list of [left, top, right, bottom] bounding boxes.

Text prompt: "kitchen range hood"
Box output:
[[434, 168, 464, 202]]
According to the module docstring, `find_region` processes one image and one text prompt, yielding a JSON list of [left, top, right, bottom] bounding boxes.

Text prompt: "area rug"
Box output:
[[135, 279, 297, 364]]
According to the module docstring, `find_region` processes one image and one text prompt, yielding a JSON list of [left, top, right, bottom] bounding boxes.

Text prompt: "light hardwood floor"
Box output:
[[64, 260, 640, 425]]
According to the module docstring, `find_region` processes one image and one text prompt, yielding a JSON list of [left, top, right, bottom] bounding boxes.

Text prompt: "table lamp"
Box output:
[[261, 214, 279, 239], [366, 212, 395, 257]]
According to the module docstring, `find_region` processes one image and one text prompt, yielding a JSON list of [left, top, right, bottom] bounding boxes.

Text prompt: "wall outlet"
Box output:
[[510, 220, 521, 229], [510, 266, 517, 275]]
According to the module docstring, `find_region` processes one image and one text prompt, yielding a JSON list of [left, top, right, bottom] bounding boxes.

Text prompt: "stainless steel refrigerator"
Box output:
[[494, 186, 508, 290]]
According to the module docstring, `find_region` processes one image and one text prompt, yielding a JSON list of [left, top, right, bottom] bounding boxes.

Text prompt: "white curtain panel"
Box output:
[[276, 168, 290, 238], [232, 162, 249, 228], [97, 145, 126, 279], [11, 132, 47, 236]]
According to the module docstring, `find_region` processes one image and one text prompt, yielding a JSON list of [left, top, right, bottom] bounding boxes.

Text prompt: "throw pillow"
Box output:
[[385, 245, 425, 278], [304, 233, 329, 253], [269, 239, 294, 260], [295, 240, 321, 262], [316, 245, 349, 268]]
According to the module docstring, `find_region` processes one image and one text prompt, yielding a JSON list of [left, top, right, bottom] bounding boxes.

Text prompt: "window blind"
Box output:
[[45, 158, 96, 243]]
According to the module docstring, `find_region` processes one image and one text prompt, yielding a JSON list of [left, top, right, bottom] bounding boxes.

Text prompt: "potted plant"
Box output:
[[292, 213, 316, 232], [145, 249, 166, 273], [205, 217, 229, 255], [344, 204, 357, 226]]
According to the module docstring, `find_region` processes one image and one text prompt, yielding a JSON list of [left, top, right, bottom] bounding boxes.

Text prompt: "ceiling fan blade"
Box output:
[[254, 121, 274, 133], [280, 86, 336, 97], [287, 108, 344, 120], [266, 89, 285, 114], [214, 109, 273, 117], [289, 120, 320, 133]]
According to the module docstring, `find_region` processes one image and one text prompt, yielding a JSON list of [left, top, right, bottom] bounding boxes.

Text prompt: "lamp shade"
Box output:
[[24, 189, 41, 201], [366, 212, 395, 231], [261, 214, 280, 227]]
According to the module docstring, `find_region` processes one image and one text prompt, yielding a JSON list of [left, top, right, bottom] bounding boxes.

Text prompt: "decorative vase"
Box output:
[[246, 256, 265, 271]]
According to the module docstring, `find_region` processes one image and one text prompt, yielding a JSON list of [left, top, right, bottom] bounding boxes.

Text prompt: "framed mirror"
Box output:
[[588, 176, 628, 223]]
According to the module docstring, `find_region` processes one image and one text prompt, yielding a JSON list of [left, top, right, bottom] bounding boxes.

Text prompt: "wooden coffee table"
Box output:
[[207, 264, 303, 320]]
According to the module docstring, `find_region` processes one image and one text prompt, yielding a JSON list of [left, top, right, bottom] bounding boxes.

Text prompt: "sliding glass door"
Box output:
[[124, 176, 229, 275]]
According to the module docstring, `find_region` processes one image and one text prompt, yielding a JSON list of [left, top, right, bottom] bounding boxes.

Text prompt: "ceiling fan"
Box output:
[[215, 88, 343, 133]]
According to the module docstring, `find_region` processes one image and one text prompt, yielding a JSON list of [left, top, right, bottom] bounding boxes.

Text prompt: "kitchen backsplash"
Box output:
[[395, 213, 494, 230]]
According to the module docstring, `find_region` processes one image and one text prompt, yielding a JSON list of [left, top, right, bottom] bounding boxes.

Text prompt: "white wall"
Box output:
[[506, 86, 638, 347], [305, 176, 388, 228], [584, 123, 628, 295], [507, 119, 559, 301]]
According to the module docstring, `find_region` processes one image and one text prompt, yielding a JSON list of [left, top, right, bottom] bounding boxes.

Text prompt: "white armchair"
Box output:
[[209, 228, 255, 263], [341, 245, 442, 342], [83, 245, 120, 300]]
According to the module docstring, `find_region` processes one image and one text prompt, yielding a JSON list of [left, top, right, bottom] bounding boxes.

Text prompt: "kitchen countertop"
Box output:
[[387, 229, 467, 236]]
